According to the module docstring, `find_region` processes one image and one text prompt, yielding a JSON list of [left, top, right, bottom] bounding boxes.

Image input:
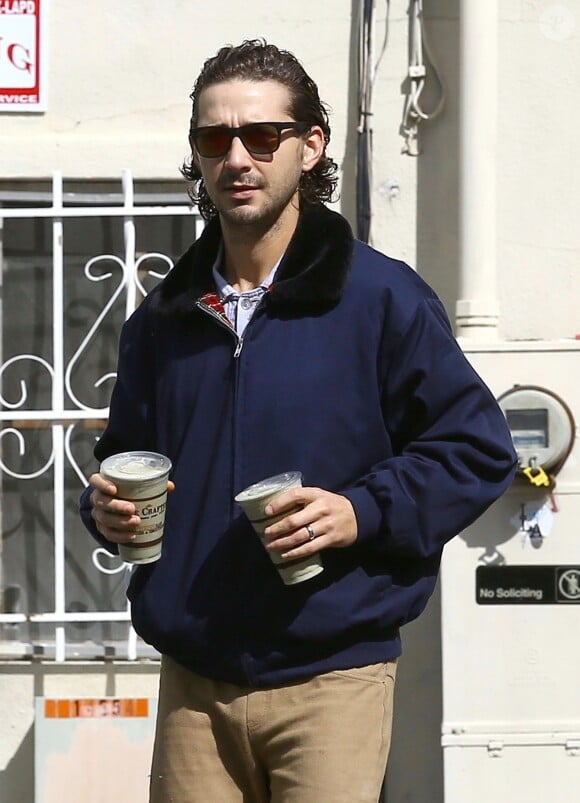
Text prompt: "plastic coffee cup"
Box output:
[[100, 451, 172, 565], [235, 472, 324, 585]]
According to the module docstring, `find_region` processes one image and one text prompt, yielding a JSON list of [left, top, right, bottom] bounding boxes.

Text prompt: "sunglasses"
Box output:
[[189, 121, 310, 158]]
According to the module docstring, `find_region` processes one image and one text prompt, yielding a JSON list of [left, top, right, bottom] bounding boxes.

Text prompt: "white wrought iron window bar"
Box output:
[[0, 170, 202, 662]]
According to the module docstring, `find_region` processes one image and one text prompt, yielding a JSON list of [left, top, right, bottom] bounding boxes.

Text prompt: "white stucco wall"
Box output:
[[498, 1, 579, 340], [2, 1, 577, 339], [1, 0, 352, 180]]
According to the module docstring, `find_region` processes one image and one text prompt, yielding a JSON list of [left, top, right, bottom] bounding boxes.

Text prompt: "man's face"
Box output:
[[192, 79, 322, 230]]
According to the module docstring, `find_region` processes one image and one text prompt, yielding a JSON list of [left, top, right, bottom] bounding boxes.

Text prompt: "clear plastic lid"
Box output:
[[100, 451, 172, 480], [235, 471, 302, 502]]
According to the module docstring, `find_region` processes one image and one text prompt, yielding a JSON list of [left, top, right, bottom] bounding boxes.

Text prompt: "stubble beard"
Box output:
[[211, 170, 303, 237]]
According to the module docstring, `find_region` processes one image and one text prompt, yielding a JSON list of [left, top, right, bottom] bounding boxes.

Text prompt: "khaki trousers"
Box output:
[[149, 655, 397, 803]]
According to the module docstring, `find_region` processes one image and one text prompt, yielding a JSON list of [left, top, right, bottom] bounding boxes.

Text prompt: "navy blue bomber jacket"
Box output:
[[80, 203, 517, 685]]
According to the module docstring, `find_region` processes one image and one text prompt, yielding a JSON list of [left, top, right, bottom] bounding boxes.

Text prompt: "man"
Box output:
[[80, 40, 517, 802]]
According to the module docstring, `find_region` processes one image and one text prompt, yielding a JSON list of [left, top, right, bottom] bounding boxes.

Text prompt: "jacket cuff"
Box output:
[[341, 486, 385, 545]]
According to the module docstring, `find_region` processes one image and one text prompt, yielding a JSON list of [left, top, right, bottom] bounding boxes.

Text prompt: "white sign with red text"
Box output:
[[0, 0, 47, 111]]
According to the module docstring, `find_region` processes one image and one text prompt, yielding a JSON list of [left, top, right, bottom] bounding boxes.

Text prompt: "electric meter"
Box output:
[[498, 385, 575, 472]]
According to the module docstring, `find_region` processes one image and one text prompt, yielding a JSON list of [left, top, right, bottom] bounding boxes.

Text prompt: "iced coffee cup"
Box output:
[[235, 472, 324, 585], [100, 451, 172, 565]]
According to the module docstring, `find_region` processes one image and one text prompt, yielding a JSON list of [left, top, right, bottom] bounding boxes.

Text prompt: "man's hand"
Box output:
[[88, 473, 175, 545], [262, 487, 357, 561]]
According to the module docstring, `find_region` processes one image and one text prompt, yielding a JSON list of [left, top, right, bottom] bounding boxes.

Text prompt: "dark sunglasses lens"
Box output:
[[241, 124, 280, 154], [195, 128, 232, 157]]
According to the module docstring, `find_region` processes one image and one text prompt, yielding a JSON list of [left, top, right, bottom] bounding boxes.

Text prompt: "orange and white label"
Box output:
[[44, 698, 149, 718]]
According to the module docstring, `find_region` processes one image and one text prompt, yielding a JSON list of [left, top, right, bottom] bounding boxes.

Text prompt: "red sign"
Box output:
[[0, 0, 47, 111]]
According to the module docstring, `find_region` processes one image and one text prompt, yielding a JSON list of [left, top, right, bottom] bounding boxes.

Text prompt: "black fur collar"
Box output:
[[152, 203, 354, 316]]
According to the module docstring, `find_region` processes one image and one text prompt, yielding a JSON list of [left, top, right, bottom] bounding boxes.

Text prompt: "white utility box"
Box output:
[[441, 342, 580, 803]]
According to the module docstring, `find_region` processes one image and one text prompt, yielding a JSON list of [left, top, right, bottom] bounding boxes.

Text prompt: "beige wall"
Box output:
[[1, 0, 353, 180], [2, 1, 577, 339], [498, 1, 579, 340]]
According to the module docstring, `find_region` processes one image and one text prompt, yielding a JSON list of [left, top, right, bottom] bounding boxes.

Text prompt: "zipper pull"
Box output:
[[233, 337, 244, 358]]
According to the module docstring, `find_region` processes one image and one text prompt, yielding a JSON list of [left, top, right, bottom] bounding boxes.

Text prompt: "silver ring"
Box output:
[[306, 524, 316, 541]]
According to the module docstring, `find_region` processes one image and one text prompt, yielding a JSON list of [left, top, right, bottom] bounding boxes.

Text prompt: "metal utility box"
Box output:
[[441, 342, 580, 803]]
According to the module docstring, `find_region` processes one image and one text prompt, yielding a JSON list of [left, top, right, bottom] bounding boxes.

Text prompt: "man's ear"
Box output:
[[301, 126, 325, 173]]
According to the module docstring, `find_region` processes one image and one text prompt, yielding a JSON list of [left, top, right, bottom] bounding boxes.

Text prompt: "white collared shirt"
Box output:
[[211, 248, 280, 336]]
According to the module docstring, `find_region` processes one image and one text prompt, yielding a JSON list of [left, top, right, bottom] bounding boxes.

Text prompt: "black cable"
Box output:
[[357, 0, 374, 243]]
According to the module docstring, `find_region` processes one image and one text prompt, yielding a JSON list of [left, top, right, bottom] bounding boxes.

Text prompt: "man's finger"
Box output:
[[89, 472, 118, 496], [264, 486, 317, 517]]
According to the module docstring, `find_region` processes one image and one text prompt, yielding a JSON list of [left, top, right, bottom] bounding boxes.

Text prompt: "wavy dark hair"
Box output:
[[181, 39, 339, 220]]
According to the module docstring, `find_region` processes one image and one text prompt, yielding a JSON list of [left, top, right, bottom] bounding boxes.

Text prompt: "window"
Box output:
[[0, 171, 202, 660]]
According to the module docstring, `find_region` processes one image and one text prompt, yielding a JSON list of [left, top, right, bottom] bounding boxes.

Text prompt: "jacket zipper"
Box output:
[[196, 295, 268, 685], [195, 299, 244, 357], [196, 293, 268, 357], [195, 296, 252, 682]]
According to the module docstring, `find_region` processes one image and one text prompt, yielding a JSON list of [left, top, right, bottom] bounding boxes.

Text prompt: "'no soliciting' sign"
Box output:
[[476, 565, 580, 605]]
